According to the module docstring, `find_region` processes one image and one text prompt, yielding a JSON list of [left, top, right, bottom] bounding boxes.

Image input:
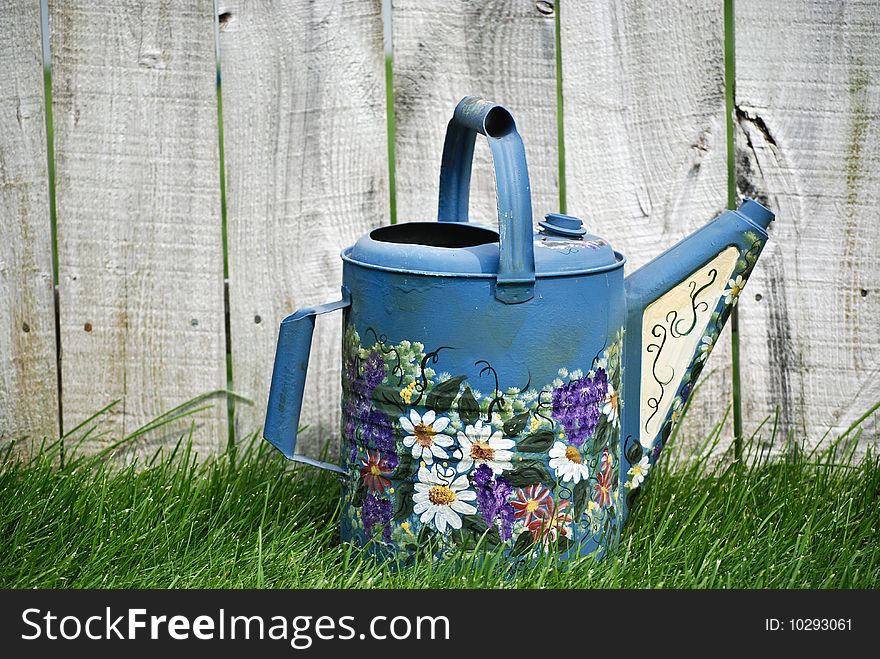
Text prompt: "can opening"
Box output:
[[370, 222, 498, 248]]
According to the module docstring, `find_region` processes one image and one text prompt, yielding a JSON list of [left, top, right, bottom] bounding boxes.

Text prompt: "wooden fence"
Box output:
[[1, 0, 877, 459]]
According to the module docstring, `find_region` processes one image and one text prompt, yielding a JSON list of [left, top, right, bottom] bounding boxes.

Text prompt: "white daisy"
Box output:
[[412, 464, 477, 532], [625, 456, 651, 489], [456, 420, 515, 474], [548, 441, 590, 484], [723, 275, 745, 306], [697, 334, 714, 362], [400, 409, 453, 464], [602, 383, 620, 428]]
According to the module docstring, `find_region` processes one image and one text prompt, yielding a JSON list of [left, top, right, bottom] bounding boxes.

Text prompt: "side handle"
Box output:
[[264, 287, 351, 475]]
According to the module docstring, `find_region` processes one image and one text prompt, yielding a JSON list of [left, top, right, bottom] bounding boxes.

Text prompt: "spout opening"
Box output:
[[484, 106, 514, 138]]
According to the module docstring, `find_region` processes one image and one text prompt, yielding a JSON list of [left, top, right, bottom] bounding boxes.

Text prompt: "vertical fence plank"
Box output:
[[0, 0, 59, 444], [736, 0, 880, 449], [219, 1, 389, 450], [561, 1, 734, 447], [50, 0, 226, 454], [392, 0, 558, 228]]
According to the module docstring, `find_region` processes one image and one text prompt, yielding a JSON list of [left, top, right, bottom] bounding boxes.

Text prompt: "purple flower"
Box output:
[[363, 351, 386, 390], [360, 408, 395, 454], [473, 464, 514, 541], [344, 350, 393, 458], [362, 493, 393, 542], [551, 368, 608, 446]]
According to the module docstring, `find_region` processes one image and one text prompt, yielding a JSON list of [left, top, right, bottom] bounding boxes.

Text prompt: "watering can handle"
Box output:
[[263, 287, 351, 476], [437, 96, 536, 304]]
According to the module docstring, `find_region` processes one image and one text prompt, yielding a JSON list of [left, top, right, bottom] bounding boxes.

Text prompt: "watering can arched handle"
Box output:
[[437, 97, 536, 304]]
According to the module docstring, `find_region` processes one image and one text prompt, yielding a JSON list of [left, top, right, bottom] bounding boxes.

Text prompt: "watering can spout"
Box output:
[[619, 199, 773, 499], [738, 197, 774, 231]]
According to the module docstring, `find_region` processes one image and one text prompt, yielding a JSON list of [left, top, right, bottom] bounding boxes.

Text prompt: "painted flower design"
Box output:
[[551, 369, 608, 446], [413, 464, 477, 532], [600, 446, 613, 479], [549, 441, 590, 484], [361, 493, 393, 542], [697, 334, 714, 362], [527, 500, 572, 546], [400, 409, 453, 464], [456, 420, 515, 474], [472, 464, 514, 540], [723, 275, 745, 306], [602, 382, 620, 428], [399, 381, 416, 404], [594, 468, 613, 508], [360, 449, 394, 494], [625, 456, 651, 490], [510, 483, 554, 526]]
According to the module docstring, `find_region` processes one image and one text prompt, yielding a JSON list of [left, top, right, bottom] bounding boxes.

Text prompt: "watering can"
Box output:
[[264, 97, 773, 561]]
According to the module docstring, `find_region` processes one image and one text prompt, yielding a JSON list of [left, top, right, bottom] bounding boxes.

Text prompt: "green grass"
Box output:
[[1, 403, 878, 589]]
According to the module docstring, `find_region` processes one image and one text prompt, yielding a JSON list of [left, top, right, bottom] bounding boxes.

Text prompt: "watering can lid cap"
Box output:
[[345, 213, 621, 277]]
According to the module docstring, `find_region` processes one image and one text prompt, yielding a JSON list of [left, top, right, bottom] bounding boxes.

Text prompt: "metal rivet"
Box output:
[[84, 322, 92, 332], [191, 318, 199, 327], [254, 315, 262, 324], [754, 293, 763, 301], [22, 322, 30, 333]]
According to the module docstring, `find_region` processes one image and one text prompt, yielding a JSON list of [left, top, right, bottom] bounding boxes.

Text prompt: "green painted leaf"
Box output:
[[458, 387, 480, 425], [503, 412, 530, 437], [352, 481, 367, 508], [511, 530, 535, 556], [462, 514, 488, 534], [395, 451, 418, 479], [626, 486, 641, 510], [573, 479, 591, 519], [625, 440, 643, 465], [393, 481, 415, 520], [506, 459, 553, 487], [425, 375, 466, 413], [517, 429, 554, 453], [461, 514, 501, 547], [370, 384, 406, 416], [555, 535, 574, 554]]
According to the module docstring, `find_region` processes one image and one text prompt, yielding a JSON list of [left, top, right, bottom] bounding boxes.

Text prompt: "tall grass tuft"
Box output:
[[1, 401, 877, 589]]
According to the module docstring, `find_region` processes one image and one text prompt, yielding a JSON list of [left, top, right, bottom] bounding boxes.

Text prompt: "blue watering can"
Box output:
[[265, 97, 773, 561]]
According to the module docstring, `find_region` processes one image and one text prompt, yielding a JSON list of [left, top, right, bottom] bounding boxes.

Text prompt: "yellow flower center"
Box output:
[[370, 464, 381, 476], [428, 485, 456, 506], [469, 440, 495, 462], [565, 446, 582, 464], [525, 499, 540, 513], [608, 391, 619, 413], [414, 423, 436, 447]]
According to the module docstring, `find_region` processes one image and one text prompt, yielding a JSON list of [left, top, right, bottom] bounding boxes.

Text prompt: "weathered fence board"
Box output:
[[391, 0, 558, 228], [218, 0, 389, 450], [560, 1, 736, 447], [0, 0, 59, 444], [735, 0, 880, 449], [50, 0, 227, 453]]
